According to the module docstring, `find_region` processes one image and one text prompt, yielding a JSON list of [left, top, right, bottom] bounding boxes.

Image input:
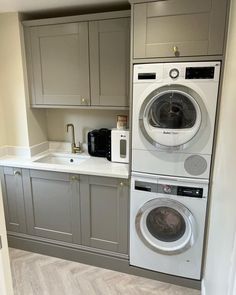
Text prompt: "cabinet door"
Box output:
[[23, 170, 81, 243], [80, 175, 129, 254], [89, 18, 130, 107], [133, 0, 227, 58], [0, 167, 26, 233], [28, 22, 90, 106]]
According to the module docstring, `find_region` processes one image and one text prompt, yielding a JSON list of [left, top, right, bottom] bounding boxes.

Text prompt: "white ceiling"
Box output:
[[0, 0, 128, 13]]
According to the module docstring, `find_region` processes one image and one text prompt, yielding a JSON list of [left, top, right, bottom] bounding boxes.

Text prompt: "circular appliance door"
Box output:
[[139, 85, 202, 147], [135, 198, 197, 255]]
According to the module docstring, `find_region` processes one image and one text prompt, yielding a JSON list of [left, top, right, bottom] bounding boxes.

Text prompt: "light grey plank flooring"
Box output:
[[9, 248, 200, 295]]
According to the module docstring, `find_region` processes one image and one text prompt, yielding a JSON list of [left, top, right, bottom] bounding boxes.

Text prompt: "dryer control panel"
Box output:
[[133, 61, 221, 83]]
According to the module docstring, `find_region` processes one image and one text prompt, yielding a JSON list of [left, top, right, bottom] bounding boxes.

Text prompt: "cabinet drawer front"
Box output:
[[29, 22, 90, 106]]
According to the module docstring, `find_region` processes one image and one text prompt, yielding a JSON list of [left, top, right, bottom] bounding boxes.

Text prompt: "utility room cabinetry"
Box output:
[[27, 23, 90, 106], [0, 167, 27, 233], [24, 11, 130, 108], [0, 166, 129, 257], [80, 175, 129, 254], [132, 0, 228, 59], [89, 18, 130, 107], [22, 169, 81, 243]]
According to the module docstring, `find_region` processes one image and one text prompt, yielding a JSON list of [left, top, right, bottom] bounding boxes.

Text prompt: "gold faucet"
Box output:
[[66, 123, 83, 154]]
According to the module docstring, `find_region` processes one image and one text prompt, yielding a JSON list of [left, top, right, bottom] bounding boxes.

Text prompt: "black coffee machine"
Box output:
[[88, 129, 111, 160]]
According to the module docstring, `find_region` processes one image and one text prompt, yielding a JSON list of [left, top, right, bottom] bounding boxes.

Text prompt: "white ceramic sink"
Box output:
[[34, 153, 89, 166]]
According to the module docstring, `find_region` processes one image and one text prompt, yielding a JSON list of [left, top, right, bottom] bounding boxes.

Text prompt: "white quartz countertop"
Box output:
[[0, 151, 130, 179]]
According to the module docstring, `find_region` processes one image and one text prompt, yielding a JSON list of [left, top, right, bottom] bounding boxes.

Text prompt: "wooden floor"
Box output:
[[9, 248, 200, 295]]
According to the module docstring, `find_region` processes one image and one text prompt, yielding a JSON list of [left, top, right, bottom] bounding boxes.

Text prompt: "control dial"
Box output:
[[163, 185, 172, 194], [169, 68, 179, 79]]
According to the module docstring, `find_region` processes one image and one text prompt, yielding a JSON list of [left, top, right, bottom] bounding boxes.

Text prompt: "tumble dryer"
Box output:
[[132, 61, 221, 178]]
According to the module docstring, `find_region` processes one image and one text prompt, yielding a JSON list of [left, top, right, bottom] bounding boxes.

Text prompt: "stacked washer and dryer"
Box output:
[[130, 62, 221, 279]]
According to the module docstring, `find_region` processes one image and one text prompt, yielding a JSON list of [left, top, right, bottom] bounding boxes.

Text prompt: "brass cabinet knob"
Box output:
[[14, 171, 21, 176], [71, 175, 79, 181], [173, 46, 179, 57], [81, 98, 88, 105], [120, 182, 124, 187]]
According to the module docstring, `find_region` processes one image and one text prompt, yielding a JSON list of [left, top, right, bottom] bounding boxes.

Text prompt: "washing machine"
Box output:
[[132, 61, 221, 179], [130, 172, 208, 279]]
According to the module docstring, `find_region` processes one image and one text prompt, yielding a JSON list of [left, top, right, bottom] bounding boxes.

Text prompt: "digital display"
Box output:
[[185, 67, 215, 79], [138, 73, 156, 80], [177, 186, 203, 198]]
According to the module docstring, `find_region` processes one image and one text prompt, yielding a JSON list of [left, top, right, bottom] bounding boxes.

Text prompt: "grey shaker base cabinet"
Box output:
[[0, 167, 129, 256], [22, 170, 81, 244], [0, 167, 27, 233], [80, 175, 129, 254]]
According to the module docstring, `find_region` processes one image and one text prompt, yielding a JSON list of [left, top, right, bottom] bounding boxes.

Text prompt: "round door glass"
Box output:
[[148, 91, 197, 129], [146, 206, 186, 242]]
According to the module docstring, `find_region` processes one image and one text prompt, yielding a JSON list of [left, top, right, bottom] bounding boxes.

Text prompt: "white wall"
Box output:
[[46, 109, 129, 143], [203, 0, 236, 294]]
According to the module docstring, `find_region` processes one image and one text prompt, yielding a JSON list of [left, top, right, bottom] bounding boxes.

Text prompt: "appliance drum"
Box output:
[[135, 198, 196, 255], [139, 85, 203, 148]]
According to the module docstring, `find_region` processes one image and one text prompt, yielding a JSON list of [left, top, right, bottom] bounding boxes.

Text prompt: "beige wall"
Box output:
[[203, 0, 236, 294], [0, 13, 29, 147], [0, 93, 6, 147], [0, 12, 47, 149], [46, 109, 129, 143]]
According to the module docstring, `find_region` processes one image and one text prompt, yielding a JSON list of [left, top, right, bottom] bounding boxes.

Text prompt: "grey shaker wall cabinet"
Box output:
[[24, 11, 131, 108], [89, 18, 130, 107], [22, 169, 81, 243], [26, 22, 90, 106], [132, 0, 228, 59], [80, 175, 129, 254], [0, 167, 27, 233]]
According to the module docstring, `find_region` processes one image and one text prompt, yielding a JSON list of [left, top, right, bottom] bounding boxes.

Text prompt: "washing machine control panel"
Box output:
[[134, 181, 203, 198]]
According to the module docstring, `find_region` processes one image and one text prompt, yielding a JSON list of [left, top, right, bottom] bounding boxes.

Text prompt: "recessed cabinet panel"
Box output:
[[80, 175, 129, 254], [0, 167, 26, 233], [133, 0, 228, 58], [89, 18, 130, 107], [29, 23, 90, 105], [23, 170, 81, 243]]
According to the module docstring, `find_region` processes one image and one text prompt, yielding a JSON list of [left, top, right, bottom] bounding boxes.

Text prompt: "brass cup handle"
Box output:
[[14, 171, 21, 176]]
